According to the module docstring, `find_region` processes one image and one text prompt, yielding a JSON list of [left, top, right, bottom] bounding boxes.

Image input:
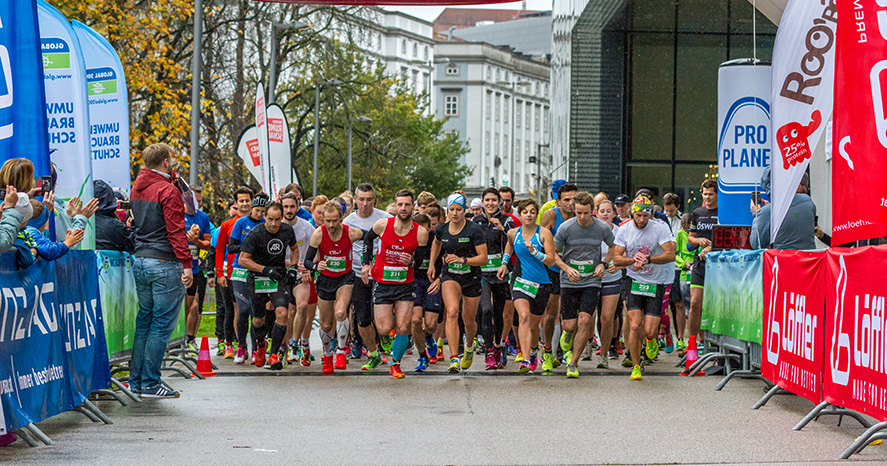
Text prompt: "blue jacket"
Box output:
[[25, 226, 69, 261]]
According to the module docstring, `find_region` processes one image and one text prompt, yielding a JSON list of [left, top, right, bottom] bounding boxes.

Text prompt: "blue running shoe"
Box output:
[[425, 337, 438, 359], [414, 355, 429, 372]]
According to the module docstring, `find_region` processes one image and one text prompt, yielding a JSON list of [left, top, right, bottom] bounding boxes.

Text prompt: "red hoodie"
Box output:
[[130, 169, 191, 267]]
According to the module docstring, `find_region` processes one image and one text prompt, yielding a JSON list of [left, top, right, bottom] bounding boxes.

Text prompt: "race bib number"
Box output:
[[631, 281, 657, 297], [570, 260, 595, 277], [481, 254, 503, 273], [325, 256, 347, 273], [231, 267, 249, 282], [513, 277, 540, 298], [447, 261, 471, 274], [383, 266, 409, 283], [254, 276, 278, 293]]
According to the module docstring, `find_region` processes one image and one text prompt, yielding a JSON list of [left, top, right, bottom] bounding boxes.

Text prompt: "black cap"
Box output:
[[614, 194, 630, 205]]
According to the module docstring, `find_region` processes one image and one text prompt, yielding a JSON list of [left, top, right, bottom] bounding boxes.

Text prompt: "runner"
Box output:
[[304, 201, 365, 374], [554, 192, 616, 378], [428, 193, 488, 373], [423, 203, 448, 358], [215, 187, 253, 359], [360, 189, 429, 379], [498, 186, 521, 366], [496, 199, 560, 374], [280, 193, 316, 366], [184, 196, 212, 350], [343, 184, 391, 370], [238, 202, 299, 371], [410, 212, 443, 370], [685, 179, 718, 375], [592, 200, 624, 365], [228, 194, 267, 364], [611, 196, 676, 381], [472, 188, 514, 370]]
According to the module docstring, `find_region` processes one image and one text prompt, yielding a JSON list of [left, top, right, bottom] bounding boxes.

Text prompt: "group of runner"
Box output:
[[206, 178, 720, 380]]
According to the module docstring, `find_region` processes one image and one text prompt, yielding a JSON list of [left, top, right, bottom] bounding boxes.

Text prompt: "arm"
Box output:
[[457, 243, 488, 267], [540, 209, 556, 230], [539, 229, 559, 268], [237, 251, 263, 274], [215, 222, 231, 279], [496, 229, 515, 281], [28, 227, 69, 261], [612, 244, 633, 268], [360, 225, 382, 284], [0, 203, 23, 253], [650, 241, 676, 264], [303, 229, 324, 272], [160, 186, 191, 267]]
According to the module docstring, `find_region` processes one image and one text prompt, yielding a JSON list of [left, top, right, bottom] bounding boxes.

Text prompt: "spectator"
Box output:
[[0, 158, 35, 194], [0, 186, 25, 253], [11, 193, 36, 269], [750, 171, 816, 250], [416, 191, 437, 213], [129, 143, 192, 399], [25, 200, 84, 260], [662, 193, 682, 234], [95, 180, 134, 252], [469, 198, 483, 219], [613, 194, 631, 222]]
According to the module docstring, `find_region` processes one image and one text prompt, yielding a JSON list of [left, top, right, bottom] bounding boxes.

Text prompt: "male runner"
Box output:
[[281, 193, 316, 365], [410, 213, 443, 370], [304, 201, 365, 374], [684, 179, 718, 374], [283, 183, 314, 222], [215, 187, 253, 358], [361, 189, 429, 378], [238, 202, 299, 370], [229, 194, 267, 364]]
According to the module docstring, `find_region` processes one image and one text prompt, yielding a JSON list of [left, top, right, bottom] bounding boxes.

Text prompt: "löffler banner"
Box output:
[[825, 245, 887, 422], [769, 0, 836, 245], [831, 0, 887, 245], [762, 249, 826, 404]]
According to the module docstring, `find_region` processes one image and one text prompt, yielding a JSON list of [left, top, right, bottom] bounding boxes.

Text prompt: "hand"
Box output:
[[182, 268, 194, 287], [2, 185, 17, 210], [317, 260, 328, 272], [263, 266, 284, 282], [208, 276, 215, 288], [632, 252, 646, 263], [43, 191, 54, 213], [814, 225, 824, 239], [443, 254, 461, 264], [490, 217, 503, 231], [593, 263, 606, 278], [63, 229, 84, 248], [749, 199, 761, 214], [700, 245, 712, 258], [427, 265, 436, 281], [427, 278, 441, 295], [126, 216, 133, 228], [297, 262, 309, 275], [78, 198, 99, 218], [361, 264, 371, 285], [683, 262, 690, 270], [496, 264, 509, 281], [66, 196, 81, 218], [566, 268, 581, 282], [186, 229, 200, 243], [524, 240, 536, 255], [398, 252, 413, 266], [217, 275, 227, 287]]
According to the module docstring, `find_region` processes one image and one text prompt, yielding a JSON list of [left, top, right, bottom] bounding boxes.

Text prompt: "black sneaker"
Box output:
[[140, 383, 180, 399], [608, 345, 618, 360]]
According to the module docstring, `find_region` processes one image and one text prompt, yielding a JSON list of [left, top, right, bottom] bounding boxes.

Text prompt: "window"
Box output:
[[516, 102, 523, 129], [487, 65, 492, 80], [486, 92, 492, 119], [526, 141, 531, 162], [526, 103, 531, 129], [535, 106, 540, 132], [505, 71, 510, 81], [412, 70, 419, 92], [401, 40, 407, 55], [543, 107, 549, 134], [444, 95, 459, 116], [496, 68, 500, 82], [504, 98, 509, 124], [413, 42, 418, 58], [495, 94, 500, 122], [377, 34, 382, 49], [495, 133, 500, 157], [424, 46, 429, 60], [516, 139, 521, 160], [485, 131, 491, 155], [422, 73, 429, 92], [446, 65, 459, 75]]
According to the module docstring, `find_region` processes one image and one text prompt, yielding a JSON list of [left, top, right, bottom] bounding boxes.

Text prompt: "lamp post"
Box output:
[[268, 21, 308, 105], [312, 79, 342, 196], [498, 78, 529, 191], [347, 116, 372, 193], [189, 0, 203, 187], [535, 142, 549, 203]]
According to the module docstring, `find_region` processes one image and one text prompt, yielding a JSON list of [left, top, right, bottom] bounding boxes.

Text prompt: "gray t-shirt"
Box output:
[[343, 208, 391, 275], [554, 217, 615, 288]]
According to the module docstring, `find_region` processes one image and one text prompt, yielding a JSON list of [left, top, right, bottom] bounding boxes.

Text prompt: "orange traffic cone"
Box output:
[[680, 336, 705, 377], [196, 336, 217, 377]]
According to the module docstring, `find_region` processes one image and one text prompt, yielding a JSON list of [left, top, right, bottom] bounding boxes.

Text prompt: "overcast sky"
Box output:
[[381, 0, 553, 23]]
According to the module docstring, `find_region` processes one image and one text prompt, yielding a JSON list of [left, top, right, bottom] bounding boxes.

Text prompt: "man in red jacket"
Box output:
[[129, 143, 193, 399]]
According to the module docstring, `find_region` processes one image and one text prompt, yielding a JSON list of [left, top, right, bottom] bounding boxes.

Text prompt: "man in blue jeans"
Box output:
[[129, 143, 194, 398]]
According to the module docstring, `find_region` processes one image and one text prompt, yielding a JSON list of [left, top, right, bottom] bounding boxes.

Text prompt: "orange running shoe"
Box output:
[[321, 354, 334, 374], [254, 340, 267, 368], [335, 352, 347, 370], [390, 362, 405, 379]]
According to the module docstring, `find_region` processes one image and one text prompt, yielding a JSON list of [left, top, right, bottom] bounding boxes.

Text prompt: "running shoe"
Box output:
[[380, 335, 393, 353], [448, 357, 461, 373], [186, 339, 198, 352], [551, 351, 562, 368], [300, 347, 312, 367], [485, 351, 497, 370], [529, 352, 538, 372], [429, 352, 439, 365], [665, 334, 674, 354], [216, 341, 226, 356], [224, 344, 234, 359], [597, 355, 609, 369], [234, 346, 247, 364], [390, 362, 405, 379], [268, 353, 283, 371], [362, 352, 383, 371], [518, 360, 532, 374], [566, 364, 579, 378], [676, 338, 687, 353], [630, 364, 643, 381], [250, 352, 256, 365], [414, 355, 429, 372], [279, 350, 289, 369], [583, 345, 593, 361], [617, 338, 625, 354], [591, 335, 600, 350], [140, 383, 180, 399], [255, 340, 268, 368], [563, 350, 573, 366], [334, 352, 347, 370], [645, 338, 659, 360], [350, 340, 363, 359], [515, 352, 524, 363], [425, 337, 439, 359], [321, 354, 334, 374], [461, 346, 475, 370], [621, 355, 633, 368], [498, 346, 507, 369], [541, 352, 554, 374], [608, 345, 618, 360]]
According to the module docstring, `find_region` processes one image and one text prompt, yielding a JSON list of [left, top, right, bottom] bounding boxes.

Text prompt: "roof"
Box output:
[[452, 13, 551, 56], [433, 8, 540, 32]]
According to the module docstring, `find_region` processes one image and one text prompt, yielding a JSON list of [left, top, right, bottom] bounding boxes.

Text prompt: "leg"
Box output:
[[570, 312, 595, 366], [352, 280, 378, 354], [269, 305, 288, 355], [442, 281, 463, 358], [411, 306, 426, 354], [598, 293, 619, 359], [334, 285, 354, 353], [501, 299, 514, 344], [627, 308, 644, 366], [391, 300, 413, 362], [374, 304, 395, 337], [214, 282, 228, 343], [542, 293, 559, 350], [461, 295, 481, 350], [317, 299, 336, 356], [130, 259, 156, 391], [480, 281, 495, 351], [141, 261, 186, 389]]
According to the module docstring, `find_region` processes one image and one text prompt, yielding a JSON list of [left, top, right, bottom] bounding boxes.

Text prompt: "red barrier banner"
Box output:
[[824, 246, 887, 422], [762, 250, 826, 404], [831, 0, 887, 245]]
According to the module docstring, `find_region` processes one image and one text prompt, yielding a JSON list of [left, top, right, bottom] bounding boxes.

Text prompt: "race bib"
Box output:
[[419, 259, 430, 270], [513, 277, 540, 298], [254, 276, 278, 293], [570, 260, 595, 277], [325, 256, 347, 273], [447, 261, 471, 274], [189, 245, 199, 258], [383, 266, 409, 283], [231, 267, 249, 282], [631, 281, 657, 297], [481, 254, 503, 273]]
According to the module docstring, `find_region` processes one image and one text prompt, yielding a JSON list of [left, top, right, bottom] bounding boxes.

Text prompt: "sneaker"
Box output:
[[380, 335, 393, 353], [0, 432, 17, 447], [560, 332, 574, 352], [250, 352, 256, 365], [448, 357, 461, 373], [515, 352, 524, 363], [335, 352, 347, 370], [414, 355, 429, 372], [608, 345, 618, 360], [665, 334, 674, 354], [140, 383, 180, 399], [255, 340, 268, 367], [186, 339, 198, 352], [224, 345, 234, 359], [621, 355, 633, 368], [321, 354, 334, 374], [541, 352, 554, 374], [288, 347, 299, 364], [582, 346, 593, 361], [350, 340, 363, 359], [676, 338, 687, 352], [551, 352, 562, 368], [300, 347, 312, 367], [390, 362, 405, 379], [461, 346, 475, 370], [591, 335, 600, 350], [425, 337, 438, 359], [597, 355, 609, 369], [529, 352, 538, 372], [566, 364, 579, 378], [234, 346, 247, 364], [268, 353, 283, 371], [563, 350, 573, 366], [645, 338, 659, 360], [485, 351, 497, 370], [518, 360, 532, 374], [279, 350, 289, 369], [616, 339, 625, 354], [429, 353, 439, 364], [498, 346, 507, 369], [630, 364, 643, 381], [216, 341, 226, 356], [362, 352, 383, 371]]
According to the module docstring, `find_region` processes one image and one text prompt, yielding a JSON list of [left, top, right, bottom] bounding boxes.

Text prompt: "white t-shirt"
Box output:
[[285, 217, 315, 263], [343, 208, 391, 274], [614, 218, 675, 285], [601, 223, 621, 284]]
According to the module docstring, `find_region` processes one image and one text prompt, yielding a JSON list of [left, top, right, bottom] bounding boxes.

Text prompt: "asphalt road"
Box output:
[[2, 344, 886, 465]]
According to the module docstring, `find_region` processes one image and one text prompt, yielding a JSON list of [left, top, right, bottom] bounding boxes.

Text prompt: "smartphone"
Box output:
[[814, 215, 819, 227], [41, 176, 52, 195], [751, 191, 762, 205], [120, 200, 131, 210]]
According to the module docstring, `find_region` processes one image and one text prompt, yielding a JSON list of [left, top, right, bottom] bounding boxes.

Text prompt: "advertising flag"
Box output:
[[255, 82, 270, 193], [267, 103, 296, 195], [235, 125, 263, 187], [0, 0, 51, 177], [71, 21, 131, 194], [769, 0, 836, 245]]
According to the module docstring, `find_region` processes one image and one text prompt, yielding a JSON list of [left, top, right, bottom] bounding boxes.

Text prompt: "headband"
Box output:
[[631, 195, 653, 215], [252, 196, 268, 208], [447, 193, 466, 209]]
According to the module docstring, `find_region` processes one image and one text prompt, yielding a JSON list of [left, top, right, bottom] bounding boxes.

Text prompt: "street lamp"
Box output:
[[268, 21, 308, 105], [497, 78, 530, 192], [347, 116, 372, 193], [312, 79, 342, 196], [189, 0, 203, 187]]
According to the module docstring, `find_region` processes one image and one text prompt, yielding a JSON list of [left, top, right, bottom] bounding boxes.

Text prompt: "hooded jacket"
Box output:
[[95, 180, 134, 252], [130, 169, 190, 266]]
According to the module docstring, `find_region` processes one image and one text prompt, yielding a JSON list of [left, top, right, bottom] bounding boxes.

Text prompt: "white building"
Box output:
[[434, 41, 550, 195]]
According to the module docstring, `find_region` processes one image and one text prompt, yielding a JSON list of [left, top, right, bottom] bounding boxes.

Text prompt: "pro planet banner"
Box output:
[[0, 0, 51, 177], [267, 103, 295, 196], [255, 82, 270, 193], [830, 1, 887, 245], [71, 20, 130, 194], [762, 249, 826, 404], [38, 0, 94, 247], [234, 124, 263, 188], [769, 0, 836, 244]]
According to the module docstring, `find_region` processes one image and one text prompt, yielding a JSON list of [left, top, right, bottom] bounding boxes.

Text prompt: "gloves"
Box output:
[[262, 266, 284, 282]]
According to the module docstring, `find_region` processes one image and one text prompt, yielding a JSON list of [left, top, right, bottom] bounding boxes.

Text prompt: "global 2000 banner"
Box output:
[[701, 249, 764, 343]]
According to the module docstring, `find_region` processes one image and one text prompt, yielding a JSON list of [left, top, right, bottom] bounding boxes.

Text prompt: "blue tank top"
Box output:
[[513, 226, 550, 284]]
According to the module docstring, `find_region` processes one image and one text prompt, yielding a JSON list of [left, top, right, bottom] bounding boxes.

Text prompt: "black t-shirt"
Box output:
[[241, 223, 296, 269], [690, 206, 719, 242], [436, 221, 486, 277], [472, 211, 513, 256], [414, 230, 434, 275]]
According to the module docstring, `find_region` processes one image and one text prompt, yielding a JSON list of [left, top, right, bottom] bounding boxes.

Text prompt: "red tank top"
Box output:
[[318, 224, 353, 277], [371, 218, 419, 284]]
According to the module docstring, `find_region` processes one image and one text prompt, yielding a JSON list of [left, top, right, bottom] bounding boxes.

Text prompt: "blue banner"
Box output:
[[0, 0, 51, 176]]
